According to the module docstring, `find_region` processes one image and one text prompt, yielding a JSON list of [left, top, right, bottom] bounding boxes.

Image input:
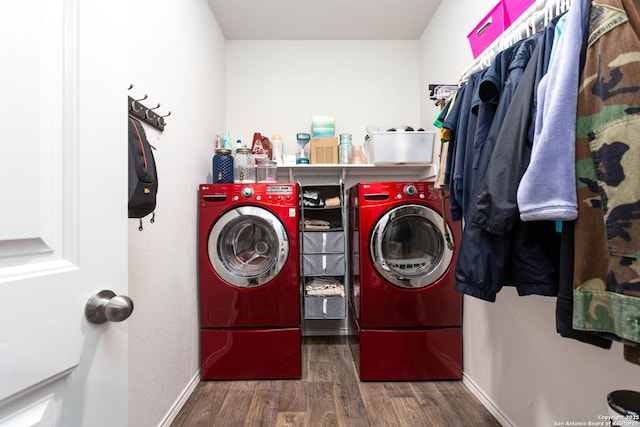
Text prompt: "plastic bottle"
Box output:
[[233, 139, 243, 157], [222, 133, 232, 150], [252, 132, 271, 159], [338, 134, 354, 164], [271, 134, 284, 165]]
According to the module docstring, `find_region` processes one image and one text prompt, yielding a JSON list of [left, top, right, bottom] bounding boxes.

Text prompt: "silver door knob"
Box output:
[[85, 290, 134, 324]]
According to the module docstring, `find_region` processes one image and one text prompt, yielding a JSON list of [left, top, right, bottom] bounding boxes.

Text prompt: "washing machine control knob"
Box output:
[[241, 186, 254, 198], [403, 184, 417, 197]]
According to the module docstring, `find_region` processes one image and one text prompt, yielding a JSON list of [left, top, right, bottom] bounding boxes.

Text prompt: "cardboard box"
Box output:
[[467, 1, 508, 58], [310, 137, 338, 164]]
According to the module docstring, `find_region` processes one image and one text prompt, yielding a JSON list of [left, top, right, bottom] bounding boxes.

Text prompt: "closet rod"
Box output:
[[459, 0, 570, 81]]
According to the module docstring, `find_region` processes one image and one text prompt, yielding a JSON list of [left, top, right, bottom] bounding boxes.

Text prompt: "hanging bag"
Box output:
[[128, 116, 158, 229]]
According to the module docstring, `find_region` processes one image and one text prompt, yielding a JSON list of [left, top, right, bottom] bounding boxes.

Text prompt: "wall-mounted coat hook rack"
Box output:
[[128, 84, 170, 132]]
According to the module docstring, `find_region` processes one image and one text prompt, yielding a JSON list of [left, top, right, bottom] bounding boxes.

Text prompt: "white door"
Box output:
[[0, 0, 128, 426]]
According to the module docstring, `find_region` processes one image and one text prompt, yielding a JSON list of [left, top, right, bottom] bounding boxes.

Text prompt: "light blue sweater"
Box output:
[[517, 0, 590, 221]]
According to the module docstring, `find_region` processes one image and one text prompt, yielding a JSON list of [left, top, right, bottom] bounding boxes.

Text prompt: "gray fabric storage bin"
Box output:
[[303, 231, 344, 254], [303, 253, 345, 276], [304, 296, 346, 319]]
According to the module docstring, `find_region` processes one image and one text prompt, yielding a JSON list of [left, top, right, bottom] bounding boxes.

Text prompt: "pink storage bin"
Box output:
[[503, 0, 536, 24], [466, 2, 508, 58]]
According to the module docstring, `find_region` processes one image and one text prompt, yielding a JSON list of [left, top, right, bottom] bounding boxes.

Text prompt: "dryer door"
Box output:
[[208, 206, 289, 288], [370, 204, 453, 289]]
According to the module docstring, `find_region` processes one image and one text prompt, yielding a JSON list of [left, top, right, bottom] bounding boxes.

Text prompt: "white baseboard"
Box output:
[[159, 372, 200, 427], [462, 373, 514, 427]]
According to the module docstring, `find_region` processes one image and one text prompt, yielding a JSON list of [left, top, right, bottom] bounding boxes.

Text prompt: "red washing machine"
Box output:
[[348, 181, 462, 381], [198, 183, 301, 379]]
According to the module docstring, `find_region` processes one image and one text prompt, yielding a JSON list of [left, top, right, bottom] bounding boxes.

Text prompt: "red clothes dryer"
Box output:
[[348, 181, 462, 381], [198, 183, 301, 379]]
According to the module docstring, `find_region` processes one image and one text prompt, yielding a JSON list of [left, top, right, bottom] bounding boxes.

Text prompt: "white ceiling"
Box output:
[[207, 0, 444, 40]]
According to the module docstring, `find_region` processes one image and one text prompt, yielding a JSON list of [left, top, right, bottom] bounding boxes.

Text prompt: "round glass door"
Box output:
[[370, 204, 453, 289], [208, 206, 289, 288]]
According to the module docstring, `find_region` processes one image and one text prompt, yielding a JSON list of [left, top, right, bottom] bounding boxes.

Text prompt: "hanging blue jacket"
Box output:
[[455, 29, 560, 302], [447, 71, 480, 221]]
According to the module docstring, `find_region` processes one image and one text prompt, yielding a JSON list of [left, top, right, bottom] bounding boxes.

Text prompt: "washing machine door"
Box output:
[[370, 204, 453, 289], [208, 206, 289, 288]]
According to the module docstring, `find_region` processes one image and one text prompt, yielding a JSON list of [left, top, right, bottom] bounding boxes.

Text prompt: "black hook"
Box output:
[[145, 103, 161, 120], [158, 111, 172, 127], [127, 90, 168, 132], [131, 94, 148, 112]]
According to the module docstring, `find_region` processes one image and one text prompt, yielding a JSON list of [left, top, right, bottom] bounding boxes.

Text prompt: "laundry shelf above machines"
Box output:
[[278, 164, 436, 186]]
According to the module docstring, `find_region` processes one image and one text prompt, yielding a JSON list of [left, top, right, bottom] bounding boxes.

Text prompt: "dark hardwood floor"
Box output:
[[171, 336, 501, 427]]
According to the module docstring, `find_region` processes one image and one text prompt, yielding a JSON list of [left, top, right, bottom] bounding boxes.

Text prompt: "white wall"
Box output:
[[420, 2, 640, 426], [225, 40, 421, 159], [127, 0, 226, 426], [419, 1, 494, 131]]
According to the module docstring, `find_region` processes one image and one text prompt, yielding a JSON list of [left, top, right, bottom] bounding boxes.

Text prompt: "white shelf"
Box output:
[[277, 163, 435, 185]]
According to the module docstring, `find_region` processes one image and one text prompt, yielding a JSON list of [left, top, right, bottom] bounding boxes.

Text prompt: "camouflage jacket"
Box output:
[[573, 0, 640, 363]]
